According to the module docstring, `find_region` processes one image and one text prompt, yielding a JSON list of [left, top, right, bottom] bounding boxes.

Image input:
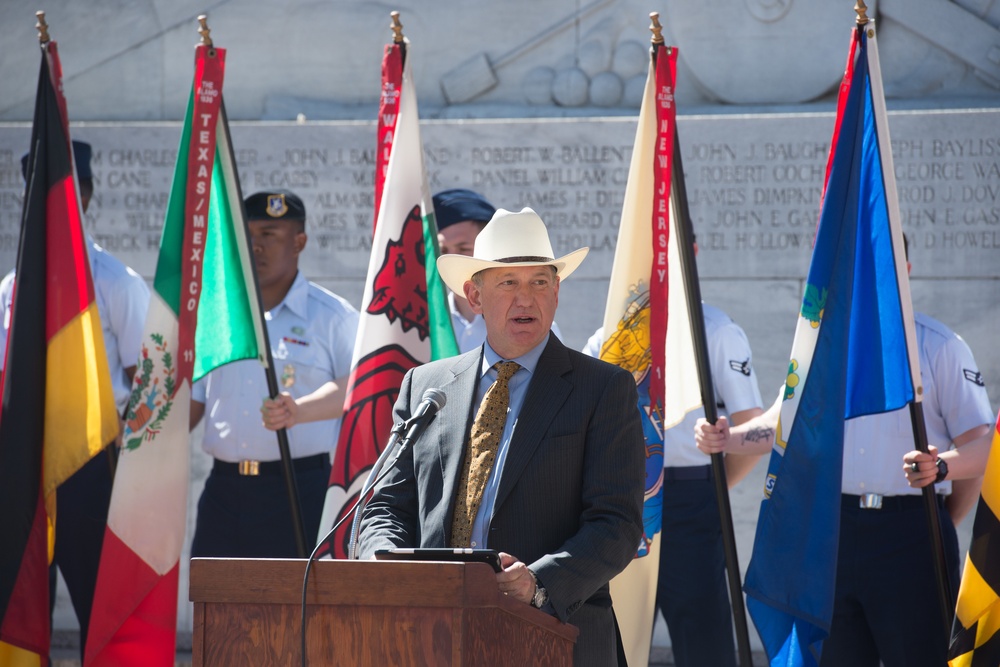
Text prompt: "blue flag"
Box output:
[[743, 25, 916, 667]]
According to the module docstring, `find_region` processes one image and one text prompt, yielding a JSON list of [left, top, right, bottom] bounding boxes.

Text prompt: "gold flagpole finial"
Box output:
[[36, 11, 50, 44], [390, 11, 404, 43], [855, 0, 870, 26], [650, 12, 664, 46], [198, 14, 213, 46]]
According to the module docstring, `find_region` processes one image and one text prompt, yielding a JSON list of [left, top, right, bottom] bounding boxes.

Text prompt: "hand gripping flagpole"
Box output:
[[197, 14, 309, 559], [650, 13, 754, 666], [853, 1, 953, 639]]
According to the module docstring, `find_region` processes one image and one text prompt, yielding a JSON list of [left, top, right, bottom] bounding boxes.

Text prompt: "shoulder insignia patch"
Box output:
[[729, 358, 751, 376], [963, 369, 985, 387]]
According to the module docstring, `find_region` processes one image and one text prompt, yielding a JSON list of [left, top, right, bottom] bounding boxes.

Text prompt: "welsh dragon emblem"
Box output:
[[122, 332, 176, 451]]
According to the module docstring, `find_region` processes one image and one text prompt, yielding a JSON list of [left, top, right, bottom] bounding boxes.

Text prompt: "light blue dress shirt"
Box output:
[[469, 333, 549, 549], [192, 271, 359, 462]]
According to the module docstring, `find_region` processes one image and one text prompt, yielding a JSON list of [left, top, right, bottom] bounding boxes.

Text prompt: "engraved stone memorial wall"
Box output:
[[1, 109, 997, 648]]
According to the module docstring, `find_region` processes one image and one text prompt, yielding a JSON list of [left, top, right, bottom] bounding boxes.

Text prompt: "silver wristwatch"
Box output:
[[528, 569, 548, 608]]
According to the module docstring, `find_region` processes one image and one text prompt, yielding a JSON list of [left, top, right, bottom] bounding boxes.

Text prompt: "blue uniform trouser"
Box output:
[[190, 454, 331, 558], [50, 449, 115, 661], [819, 494, 959, 667], [655, 469, 737, 667]]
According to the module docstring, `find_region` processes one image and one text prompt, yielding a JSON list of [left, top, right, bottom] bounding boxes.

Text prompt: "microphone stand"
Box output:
[[346, 419, 407, 560]]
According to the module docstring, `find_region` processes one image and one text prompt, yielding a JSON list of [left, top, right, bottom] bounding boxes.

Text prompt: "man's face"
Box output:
[[465, 264, 559, 359], [438, 220, 486, 258], [248, 218, 306, 290]]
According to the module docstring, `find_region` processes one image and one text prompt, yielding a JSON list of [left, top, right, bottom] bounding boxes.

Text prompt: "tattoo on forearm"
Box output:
[[743, 426, 775, 446]]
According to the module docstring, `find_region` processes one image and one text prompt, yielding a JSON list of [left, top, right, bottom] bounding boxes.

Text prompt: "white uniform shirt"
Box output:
[[582, 303, 763, 468], [192, 271, 359, 463], [0, 239, 150, 412], [448, 290, 563, 354], [842, 313, 993, 497]]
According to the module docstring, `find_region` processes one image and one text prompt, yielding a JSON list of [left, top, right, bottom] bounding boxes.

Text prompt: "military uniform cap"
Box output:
[[432, 188, 496, 230], [244, 189, 306, 223]]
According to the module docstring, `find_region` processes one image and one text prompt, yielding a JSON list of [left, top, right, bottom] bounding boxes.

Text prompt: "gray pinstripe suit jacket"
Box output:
[[358, 335, 645, 666]]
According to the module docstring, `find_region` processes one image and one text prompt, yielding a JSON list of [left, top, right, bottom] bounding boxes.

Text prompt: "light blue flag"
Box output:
[[743, 25, 916, 667]]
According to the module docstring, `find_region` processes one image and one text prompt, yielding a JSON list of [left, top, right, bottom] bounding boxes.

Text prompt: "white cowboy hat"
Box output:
[[437, 207, 589, 295]]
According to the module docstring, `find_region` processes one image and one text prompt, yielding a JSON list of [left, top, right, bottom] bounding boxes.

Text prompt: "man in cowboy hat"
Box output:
[[358, 207, 645, 666], [432, 187, 566, 353]]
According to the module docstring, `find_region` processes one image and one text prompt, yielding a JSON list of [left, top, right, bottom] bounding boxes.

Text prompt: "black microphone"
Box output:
[[397, 387, 447, 452]]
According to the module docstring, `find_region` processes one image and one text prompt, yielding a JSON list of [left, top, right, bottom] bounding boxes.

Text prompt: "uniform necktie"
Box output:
[[450, 361, 521, 547]]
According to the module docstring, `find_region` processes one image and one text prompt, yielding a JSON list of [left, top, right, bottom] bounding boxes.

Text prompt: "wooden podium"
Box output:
[[190, 558, 578, 666]]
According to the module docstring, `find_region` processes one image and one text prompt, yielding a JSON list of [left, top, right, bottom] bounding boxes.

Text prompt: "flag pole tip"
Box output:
[[649, 12, 664, 46], [390, 11, 404, 43], [36, 11, 50, 44], [198, 14, 213, 46], [855, 0, 870, 25]]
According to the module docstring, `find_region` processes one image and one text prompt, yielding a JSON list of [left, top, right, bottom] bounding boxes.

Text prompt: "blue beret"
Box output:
[[244, 190, 306, 223], [432, 188, 496, 230], [20, 140, 92, 182]]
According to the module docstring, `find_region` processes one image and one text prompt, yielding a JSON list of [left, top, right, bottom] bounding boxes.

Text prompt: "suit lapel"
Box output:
[[493, 336, 573, 510]]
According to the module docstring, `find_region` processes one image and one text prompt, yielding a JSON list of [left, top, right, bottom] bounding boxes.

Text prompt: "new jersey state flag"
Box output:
[[744, 21, 918, 667], [602, 43, 701, 667]]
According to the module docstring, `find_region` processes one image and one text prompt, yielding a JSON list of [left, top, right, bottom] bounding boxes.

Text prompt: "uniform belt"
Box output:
[[663, 465, 712, 482], [212, 453, 328, 477], [842, 493, 945, 511]]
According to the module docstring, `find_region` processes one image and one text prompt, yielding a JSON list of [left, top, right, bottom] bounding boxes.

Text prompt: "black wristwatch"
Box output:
[[934, 457, 949, 484]]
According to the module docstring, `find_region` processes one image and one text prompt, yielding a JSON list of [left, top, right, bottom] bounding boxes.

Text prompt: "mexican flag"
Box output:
[[0, 38, 119, 667], [84, 42, 266, 667], [317, 37, 458, 558]]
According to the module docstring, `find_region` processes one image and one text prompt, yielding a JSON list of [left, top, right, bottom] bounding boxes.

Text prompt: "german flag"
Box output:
[[0, 38, 118, 663], [950, 410, 1000, 666]]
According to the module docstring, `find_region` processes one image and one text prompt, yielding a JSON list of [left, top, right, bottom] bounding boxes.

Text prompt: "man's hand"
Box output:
[[695, 416, 731, 455], [903, 445, 941, 489], [496, 552, 536, 605], [261, 393, 298, 431]]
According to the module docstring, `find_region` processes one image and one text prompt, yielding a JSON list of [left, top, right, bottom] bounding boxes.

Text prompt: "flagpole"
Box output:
[[649, 15, 753, 666], [35, 11, 50, 44], [198, 14, 309, 559], [222, 101, 309, 559], [391, 10, 407, 66], [35, 10, 123, 484], [910, 401, 954, 637], [229, 110, 308, 560], [853, 1, 953, 637]]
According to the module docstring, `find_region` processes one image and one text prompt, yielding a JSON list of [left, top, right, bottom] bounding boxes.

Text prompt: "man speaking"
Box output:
[[358, 207, 645, 667]]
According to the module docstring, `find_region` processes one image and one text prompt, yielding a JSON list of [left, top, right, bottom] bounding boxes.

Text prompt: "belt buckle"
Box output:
[[238, 460, 260, 476], [859, 493, 883, 510]]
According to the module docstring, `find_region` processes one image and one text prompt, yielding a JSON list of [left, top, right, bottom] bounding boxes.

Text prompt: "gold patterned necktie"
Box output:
[[450, 360, 521, 548]]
